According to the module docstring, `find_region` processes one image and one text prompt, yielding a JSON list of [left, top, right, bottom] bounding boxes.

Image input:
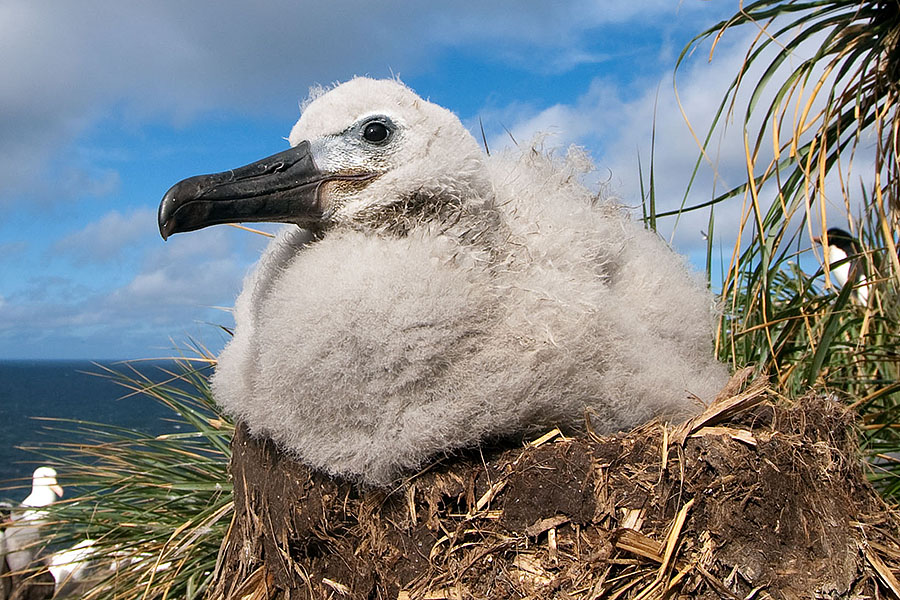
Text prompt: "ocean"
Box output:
[[0, 360, 210, 493]]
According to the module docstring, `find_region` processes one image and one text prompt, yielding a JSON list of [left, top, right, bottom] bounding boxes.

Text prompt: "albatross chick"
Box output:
[[158, 78, 728, 486]]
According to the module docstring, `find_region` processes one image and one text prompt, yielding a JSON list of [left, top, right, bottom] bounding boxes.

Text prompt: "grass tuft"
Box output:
[[668, 0, 900, 499], [13, 354, 233, 600]]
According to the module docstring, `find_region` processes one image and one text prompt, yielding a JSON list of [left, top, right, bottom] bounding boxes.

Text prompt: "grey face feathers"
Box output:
[[158, 77, 729, 487]]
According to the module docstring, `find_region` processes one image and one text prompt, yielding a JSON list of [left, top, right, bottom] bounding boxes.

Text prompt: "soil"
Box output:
[[208, 379, 900, 599]]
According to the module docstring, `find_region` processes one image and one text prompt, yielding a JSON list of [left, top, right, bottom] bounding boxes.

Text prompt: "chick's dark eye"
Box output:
[[363, 121, 390, 143]]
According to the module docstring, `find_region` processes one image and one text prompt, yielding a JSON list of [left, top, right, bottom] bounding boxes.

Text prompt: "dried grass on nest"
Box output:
[[209, 370, 900, 600]]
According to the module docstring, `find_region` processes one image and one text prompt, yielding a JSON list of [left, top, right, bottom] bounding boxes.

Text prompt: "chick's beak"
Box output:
[[158, 141, 373, 239], [51, 484, 63, 498]]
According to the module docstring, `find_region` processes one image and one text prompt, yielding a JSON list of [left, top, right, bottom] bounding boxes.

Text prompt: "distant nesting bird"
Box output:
[[814, 227, 871, 306], [4, 467, 63, 573], [0, 503, 9, 600], [19, 467, 63, 509], [47, 539, 99, 597], [158, 78, 728, 486], [0, 501, 11, 571], [46, 539, 171, 597]]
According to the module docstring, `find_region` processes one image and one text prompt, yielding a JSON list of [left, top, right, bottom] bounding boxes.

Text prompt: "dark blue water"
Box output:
[[0, 360, 213, 488]]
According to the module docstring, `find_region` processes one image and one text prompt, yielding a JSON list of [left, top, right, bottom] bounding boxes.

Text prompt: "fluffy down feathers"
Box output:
[[210, 78, 728, 486]]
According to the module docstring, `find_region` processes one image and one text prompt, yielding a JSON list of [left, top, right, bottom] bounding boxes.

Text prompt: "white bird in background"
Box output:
[[158, 77, 728, 487], [45, 539, 172, 597], [47, 539, 98, 597], [0, 501, 12, 569], [814, 227, 871, 306], [19, 467, 63, 509], [4, 466, 63, 573]]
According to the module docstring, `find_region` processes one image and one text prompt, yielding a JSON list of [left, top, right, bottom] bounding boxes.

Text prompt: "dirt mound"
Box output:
[[209, 376, 900, 599]]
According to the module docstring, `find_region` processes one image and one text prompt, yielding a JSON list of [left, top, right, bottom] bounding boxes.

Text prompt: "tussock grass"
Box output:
[[12, 355, 233, 599], [662, 0, 900, 499]]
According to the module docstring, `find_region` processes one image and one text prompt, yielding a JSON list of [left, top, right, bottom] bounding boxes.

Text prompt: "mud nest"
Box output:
[[209, 373, 900, 599]]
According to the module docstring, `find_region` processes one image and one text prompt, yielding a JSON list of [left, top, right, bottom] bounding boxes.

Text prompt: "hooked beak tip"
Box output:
[[158, 185, 180, 241]]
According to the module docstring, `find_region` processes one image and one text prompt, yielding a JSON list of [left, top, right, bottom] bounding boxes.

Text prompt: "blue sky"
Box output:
[[1, 1, 763, 359]]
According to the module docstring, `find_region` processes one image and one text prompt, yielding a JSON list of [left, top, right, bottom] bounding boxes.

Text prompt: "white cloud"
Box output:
[[481, 19, 877, 273], [0, 280, 232, 359], [53, 208, 155, 264], [109, 226, 262, 312], [0, 224, 269, 357], [0, 0, 725, 205], [111, 256, 243, 314], [0, 1, 787, 358]]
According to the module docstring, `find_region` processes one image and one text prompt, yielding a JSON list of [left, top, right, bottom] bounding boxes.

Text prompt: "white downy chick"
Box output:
[[159, 78, 728, 486]]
